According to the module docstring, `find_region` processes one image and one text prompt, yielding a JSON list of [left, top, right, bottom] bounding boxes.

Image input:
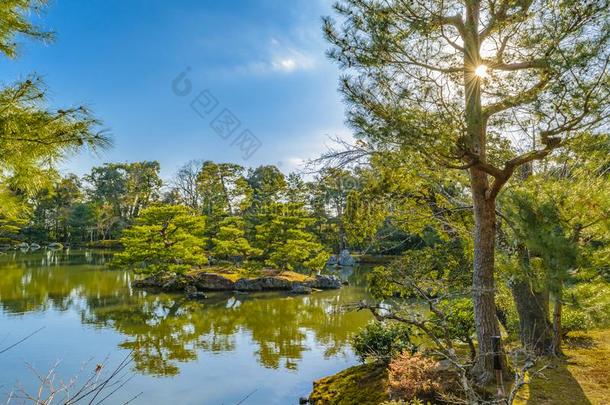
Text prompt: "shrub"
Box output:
[[388, 352, 442, 401], [381, 400, 432, 405], [352, 321, 415, 363], [565, 281, 610, 330], [561, 306, 592, 336]]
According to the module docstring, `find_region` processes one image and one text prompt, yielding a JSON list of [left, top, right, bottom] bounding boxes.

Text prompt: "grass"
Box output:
[[514, 329, 610, 405], [309, 362, 389, 405]]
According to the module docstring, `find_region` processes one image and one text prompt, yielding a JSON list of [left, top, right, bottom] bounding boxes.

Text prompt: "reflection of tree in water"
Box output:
[[0, 250, 128, 315], [0, 251, 372, 377], [83, 288, 370, 376]]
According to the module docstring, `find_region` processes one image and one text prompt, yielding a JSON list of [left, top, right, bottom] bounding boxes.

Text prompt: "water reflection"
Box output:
[[0, 250, 371, 378]]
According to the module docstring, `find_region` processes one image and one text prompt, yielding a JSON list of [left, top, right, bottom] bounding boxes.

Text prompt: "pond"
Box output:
[[0, 250, 372, 404]]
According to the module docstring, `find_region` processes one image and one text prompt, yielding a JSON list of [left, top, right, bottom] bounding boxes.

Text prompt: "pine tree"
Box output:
[[324, 0, 608, 381], [211, 216, 261, 263], [255, 203, 329, 273], [112, 205, 207, 274]]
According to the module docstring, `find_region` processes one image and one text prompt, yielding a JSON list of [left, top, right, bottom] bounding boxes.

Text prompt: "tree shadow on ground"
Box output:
[[524, 360, 592, 405], [516, 330, 610, 405]]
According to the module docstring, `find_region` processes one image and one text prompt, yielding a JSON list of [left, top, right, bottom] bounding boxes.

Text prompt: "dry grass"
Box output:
[[271, 270, 313, 282], [514, 329, 610, 405], [186, 267, 313, 283]]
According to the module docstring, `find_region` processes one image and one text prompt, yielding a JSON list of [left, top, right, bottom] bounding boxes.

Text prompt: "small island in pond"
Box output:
[[133, 268, 343, 296]]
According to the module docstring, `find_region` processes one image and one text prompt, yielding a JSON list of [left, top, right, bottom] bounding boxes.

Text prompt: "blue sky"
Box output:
[[1, 0, 351, 179]]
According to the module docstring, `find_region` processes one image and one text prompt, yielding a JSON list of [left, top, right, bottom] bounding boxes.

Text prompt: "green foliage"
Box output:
[[85, 161, 162, 237], [211, 216, 261, 262], [561, 281, 610, 335], [352, 321, 415, 363], [504, 189, 579, 293], [0, 0, 53, 59], [111, 205, 207, 274], [369, 243, 470, 300], [255, 202, 329, 272], [432, 298, 475, 347], [0, 216, 26, 244], [196, 161, 248, 216], [0, 2, 109, 235], [246, 165, 286, 209]]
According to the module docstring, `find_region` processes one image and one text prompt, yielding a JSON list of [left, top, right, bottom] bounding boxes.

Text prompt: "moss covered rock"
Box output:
[[309, 363, 389, 405]]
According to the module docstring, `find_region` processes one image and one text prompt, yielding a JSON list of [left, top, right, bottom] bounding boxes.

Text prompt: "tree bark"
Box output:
[[462, 0, 503, 383], [470, 183, 502, 384], [552, 284, 564, 356], [511, 279, 553, 354]]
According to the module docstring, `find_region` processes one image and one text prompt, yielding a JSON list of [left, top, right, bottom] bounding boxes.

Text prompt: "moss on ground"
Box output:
[[187, 267, 313, 283], [514, 329, 610, 405], [308, 330, 610, 405], [309, 362, 389, 405]]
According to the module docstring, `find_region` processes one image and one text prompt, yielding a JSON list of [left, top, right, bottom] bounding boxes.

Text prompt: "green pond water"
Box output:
[[0, 250, 372, 404]]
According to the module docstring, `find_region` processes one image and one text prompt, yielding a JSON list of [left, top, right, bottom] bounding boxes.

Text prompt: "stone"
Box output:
[[16, 242, 29, 251], [161, 277, 187, 292], [326, 255, 339, 265], [185, 285, 207, 299], [291, 284, 313, 294], [192, 273, 235, 291], [308, 274, 342, 290], [234, 276, 292, 291], [338, 249, 355, 266]]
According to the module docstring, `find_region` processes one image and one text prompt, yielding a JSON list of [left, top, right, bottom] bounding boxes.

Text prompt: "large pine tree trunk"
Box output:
[[552, 282, 564, 356], [512, 279, 553, 354], [470, 176, 502, 384], [511, 165, 553, 354]]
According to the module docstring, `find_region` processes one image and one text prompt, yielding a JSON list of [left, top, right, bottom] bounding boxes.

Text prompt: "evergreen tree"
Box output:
[[255, 202, 329, 273], [211, 216, 262, 263], [324, 0, 608, 380], [112, 205, 207, 274]]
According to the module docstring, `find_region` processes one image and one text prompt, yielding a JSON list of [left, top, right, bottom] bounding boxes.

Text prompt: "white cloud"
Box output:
[[237, 39, 317, 75], [272, 58, 298, 72]]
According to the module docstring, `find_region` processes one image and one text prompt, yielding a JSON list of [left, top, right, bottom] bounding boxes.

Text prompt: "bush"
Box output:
[[561, 306, 592, 336], [565, 281, 610, 330], [85, 239, 123, 250], [352, 321, 416, 363], [388, 352, 442, 401]]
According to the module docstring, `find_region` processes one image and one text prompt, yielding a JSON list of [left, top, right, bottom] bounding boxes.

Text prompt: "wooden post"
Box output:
[[492, 335, 505, 398]]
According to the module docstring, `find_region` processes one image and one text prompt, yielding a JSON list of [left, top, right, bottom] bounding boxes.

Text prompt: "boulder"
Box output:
[[291, 284, 313, 294], [185, 285, 207, 300], [308, 274, 342, 290], [161, 276, 190, 292], [16, 242, 29, 251], [234, 276, 292, 291], [133, 273, 169, 288], [338, 249, 355, 266], [192, 273, 236, 291], [326, 255, 339, 265]]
